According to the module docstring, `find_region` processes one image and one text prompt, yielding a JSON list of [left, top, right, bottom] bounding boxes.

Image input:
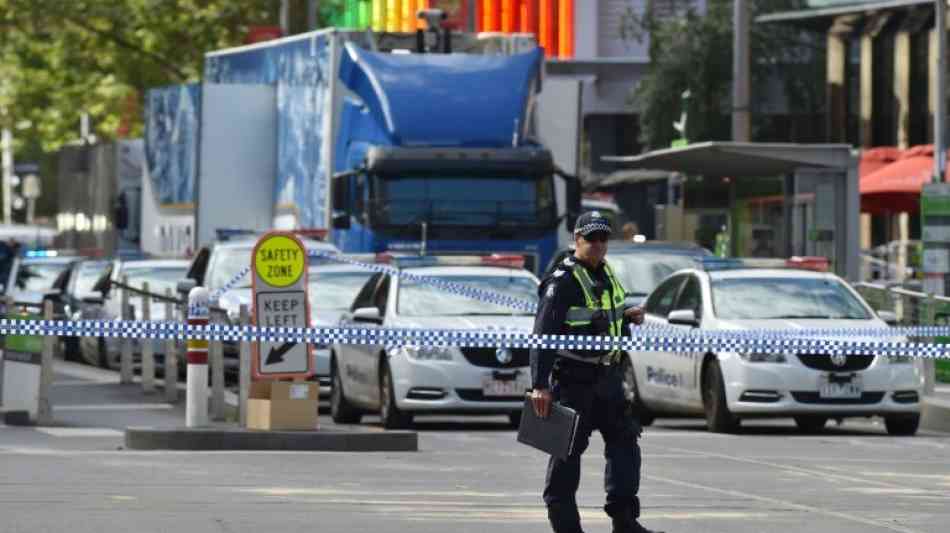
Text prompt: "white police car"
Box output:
[[330, 255, 538, 429], [627, 258, 923, 435]]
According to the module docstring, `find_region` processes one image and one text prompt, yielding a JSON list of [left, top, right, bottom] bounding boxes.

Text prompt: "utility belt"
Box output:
[[556, 349, 622, 366]]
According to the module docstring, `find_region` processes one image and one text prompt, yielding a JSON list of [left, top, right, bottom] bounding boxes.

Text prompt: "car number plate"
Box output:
[[819, 373, 862, 399], [482, 371, 530, 397]]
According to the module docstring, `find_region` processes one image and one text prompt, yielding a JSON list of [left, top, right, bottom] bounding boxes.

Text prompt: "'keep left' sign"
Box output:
[[251, 232, 312, 379]]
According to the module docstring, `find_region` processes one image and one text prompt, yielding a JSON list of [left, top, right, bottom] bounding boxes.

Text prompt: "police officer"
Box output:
[[530, 211, 663, 533]]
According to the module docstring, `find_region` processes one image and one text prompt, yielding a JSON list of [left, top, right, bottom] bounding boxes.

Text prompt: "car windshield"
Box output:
[[15, 261, 73, 292], [398, 274, 538, 316], [309, 270, 373, 314], [123, 265, 189, 296], [711, 277, 872, 320], [73, 261, 112, 297], [209, 247, 254, 290], [607, 253, 700, 297]]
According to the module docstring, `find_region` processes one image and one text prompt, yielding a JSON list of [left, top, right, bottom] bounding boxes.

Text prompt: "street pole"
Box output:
[[937, 0, 947, 185], [309, 0, 320, 31], [1, 128, 12, 224], [732, 0, 751, 142], [280, 0, 291, 36]]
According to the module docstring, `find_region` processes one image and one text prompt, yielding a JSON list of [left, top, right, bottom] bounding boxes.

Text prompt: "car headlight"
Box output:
[[398, 345, 454, 361], [887, 355, 913, 364], [738, 352, 787, 363]]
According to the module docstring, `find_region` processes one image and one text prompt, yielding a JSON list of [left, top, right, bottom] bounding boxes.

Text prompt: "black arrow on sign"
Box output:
[[266, 342, 297, 365]]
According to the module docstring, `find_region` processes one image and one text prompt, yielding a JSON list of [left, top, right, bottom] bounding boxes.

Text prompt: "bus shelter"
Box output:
[[604, 142, 860, 280]]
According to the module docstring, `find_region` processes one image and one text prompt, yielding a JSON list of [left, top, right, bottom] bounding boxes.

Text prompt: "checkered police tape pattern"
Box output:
[[2, 318, 949, 359], [197, 251, 950, 340], [308, 251, 540, 314], [210, 266, 251, 302]]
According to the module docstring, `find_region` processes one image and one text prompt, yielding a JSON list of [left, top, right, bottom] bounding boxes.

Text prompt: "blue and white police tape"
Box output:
[[207, 252, 539, 314], [3, 318, 950, 359], [636, 324, 948, 339], [307, 251, 539, 314], [209, 265, 251, 302]]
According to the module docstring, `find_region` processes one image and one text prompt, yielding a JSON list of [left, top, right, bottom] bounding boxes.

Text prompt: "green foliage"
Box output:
[[938, 359, 950, 383], [629, 0, 825, 150], [0, 0, 308, 152]]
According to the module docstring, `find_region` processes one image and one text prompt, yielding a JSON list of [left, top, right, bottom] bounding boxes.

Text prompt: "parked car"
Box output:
[[330, 255, 538, 429], [543, 241, 712, 307], [50, 258, 112, 364], [197, 233, 340, 380], [84, 259, 190, 370], [626, 258, 922, 435]]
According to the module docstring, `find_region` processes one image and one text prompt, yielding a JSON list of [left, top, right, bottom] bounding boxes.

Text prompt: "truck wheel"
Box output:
[[702, 359, 739, 433], [884, 414, 919, 436], [622, 356, 655, 427], [379, 359, 412, 430], [330, 358, 362, 424], [508, 411, 521, 429]]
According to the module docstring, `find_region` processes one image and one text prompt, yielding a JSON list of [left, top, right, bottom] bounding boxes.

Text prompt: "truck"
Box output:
[[144, 22, 580, 274]]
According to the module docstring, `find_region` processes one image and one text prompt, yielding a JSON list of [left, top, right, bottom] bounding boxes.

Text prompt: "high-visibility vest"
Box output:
[[560, 261, 626, 364]]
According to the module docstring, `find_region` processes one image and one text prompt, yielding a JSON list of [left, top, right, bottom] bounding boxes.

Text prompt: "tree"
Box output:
[[0, 0, 331, 152], [628, 0, 826, 150]]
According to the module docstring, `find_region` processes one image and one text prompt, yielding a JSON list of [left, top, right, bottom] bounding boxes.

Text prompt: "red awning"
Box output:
[[861, 145, 947, 214], [859, 146, 901, 178]]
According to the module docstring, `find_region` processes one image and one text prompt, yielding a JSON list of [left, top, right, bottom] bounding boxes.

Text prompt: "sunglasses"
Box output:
[[582, 232, 609, 243]]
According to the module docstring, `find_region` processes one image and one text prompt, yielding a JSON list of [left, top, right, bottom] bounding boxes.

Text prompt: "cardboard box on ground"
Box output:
[[247, 381, 319, 430]]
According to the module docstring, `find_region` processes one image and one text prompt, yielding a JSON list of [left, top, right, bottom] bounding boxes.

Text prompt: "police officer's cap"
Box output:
[[573, 211, 613, 237]]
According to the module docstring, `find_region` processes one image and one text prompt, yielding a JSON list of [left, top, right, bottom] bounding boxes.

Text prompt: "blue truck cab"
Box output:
[[147, 28, 579, 274]]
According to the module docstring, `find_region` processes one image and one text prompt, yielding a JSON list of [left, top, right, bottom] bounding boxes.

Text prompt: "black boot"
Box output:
[[610, 507, 665, 533], [547, 503, 585, 533]]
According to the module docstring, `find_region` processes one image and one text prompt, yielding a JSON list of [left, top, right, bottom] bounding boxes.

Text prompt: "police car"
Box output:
[[330, 255, 538, 429], [626, 258, 923, 435]]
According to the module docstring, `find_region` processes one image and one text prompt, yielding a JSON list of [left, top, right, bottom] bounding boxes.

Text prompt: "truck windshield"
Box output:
[[372, 174, 556, 228]]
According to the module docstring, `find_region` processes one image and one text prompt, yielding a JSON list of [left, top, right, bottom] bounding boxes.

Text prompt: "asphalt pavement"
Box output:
[[1, 360, 950, 533]]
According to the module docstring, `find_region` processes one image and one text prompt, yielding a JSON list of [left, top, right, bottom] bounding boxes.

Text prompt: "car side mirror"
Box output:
[[177, 278, 198, 295], [352, 306, 381, 323], [877, 310, 898, 326], [667, 309, 699, 327]]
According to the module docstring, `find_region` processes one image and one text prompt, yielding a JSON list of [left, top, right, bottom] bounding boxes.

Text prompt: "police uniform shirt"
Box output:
[[530, 254, 633, 390]]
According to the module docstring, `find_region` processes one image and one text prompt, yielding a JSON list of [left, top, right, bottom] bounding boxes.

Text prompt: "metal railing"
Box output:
[[853, 282, 945, 392]]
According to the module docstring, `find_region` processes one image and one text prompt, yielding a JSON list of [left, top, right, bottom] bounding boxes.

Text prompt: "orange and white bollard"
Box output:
[[186, 287, 210, 428]]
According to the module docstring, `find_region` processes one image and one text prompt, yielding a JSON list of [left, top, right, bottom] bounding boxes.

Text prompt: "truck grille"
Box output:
[[459, 347, 529, 368], [796, 354, 874, 372]]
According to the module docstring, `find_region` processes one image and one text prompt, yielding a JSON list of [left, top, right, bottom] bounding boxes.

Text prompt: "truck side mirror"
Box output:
[[332, 212, 351, 230]]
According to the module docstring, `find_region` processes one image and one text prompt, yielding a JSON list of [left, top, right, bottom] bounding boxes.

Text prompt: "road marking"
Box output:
[[665, 445, 923, 491], [53, 403, 174, 411], [34, 428, 124, 437], [644, 473, 925, 533]]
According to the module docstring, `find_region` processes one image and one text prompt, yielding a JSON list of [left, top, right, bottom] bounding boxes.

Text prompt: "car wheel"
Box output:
[[884, 414, 919, 436], [379, 358, 412, 430], [702, 358, 740, 433], [508, 411, 521, 429], [621, 356, 655, 427], [794, 416, 828, 433], [330, 358, 361, 424]]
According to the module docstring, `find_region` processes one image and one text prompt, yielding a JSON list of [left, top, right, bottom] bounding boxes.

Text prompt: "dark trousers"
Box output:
[[543, 365, 642, 526]]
